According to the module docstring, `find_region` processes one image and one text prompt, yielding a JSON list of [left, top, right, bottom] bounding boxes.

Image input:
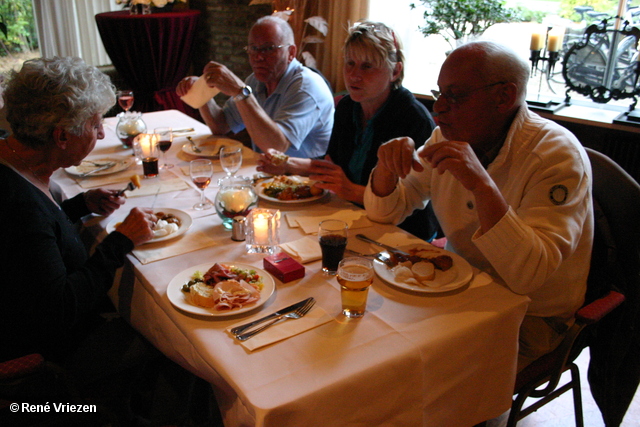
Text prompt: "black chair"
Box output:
[[507, 148, 640, 426]]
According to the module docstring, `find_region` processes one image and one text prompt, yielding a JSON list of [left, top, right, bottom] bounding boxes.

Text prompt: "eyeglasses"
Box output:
[[431, 81, 506, 105], [243, 44, 288, 56]]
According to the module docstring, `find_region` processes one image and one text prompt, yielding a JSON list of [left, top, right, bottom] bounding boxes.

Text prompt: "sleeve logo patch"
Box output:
[[549, 185, 568, 205]]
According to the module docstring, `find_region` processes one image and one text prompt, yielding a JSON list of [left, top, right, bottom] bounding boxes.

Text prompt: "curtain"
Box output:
[[317, 0, 368, 94], [33, 0, 119, 67]]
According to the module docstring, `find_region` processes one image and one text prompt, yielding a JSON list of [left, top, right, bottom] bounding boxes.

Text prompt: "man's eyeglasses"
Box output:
[[431, 81, 506, 105], [243, 44, 288, 56]]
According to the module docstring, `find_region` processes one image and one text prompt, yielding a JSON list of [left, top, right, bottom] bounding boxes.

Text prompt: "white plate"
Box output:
[[65, 157, 134, 177], [257, 176, 327, 204], [181, 136, 242, 158], [106, 208, 192, 244], [167, 262, 276, 317], [374, 244, 473, 293]]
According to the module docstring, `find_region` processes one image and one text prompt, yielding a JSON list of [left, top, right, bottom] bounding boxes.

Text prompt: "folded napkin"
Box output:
[[180, 74, 221, 108], [76, 170, 133, 189], [279, 236, 322, 264], [132, 217, 219, 264], [125, 177, 190, 197], [286, 209, 373, 234], [227, 305, 333, 351], [375, 231, 427, 248]]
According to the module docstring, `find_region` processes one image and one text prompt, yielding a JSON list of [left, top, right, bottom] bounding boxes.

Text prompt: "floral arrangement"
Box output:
[[116, 0, 186, 8]]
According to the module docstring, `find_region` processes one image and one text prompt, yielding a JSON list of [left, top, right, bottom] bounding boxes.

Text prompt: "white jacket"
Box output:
[[364, 107, 593, 318]]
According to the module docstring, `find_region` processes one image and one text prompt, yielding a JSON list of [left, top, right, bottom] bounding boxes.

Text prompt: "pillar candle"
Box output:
[[548, 34, 560, 52], [530, 32, 543, 51], [253, 213, 269, 245]]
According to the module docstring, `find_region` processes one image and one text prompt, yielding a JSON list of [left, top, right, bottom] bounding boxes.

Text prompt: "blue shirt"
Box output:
[[223, 58, 334, 158]]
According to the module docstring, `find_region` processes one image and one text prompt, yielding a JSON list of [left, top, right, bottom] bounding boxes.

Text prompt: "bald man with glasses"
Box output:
[[364, 41, 594, 372], [176, 15, 334, 158]]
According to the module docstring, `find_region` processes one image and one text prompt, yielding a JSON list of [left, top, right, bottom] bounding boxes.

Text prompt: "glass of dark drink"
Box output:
[[154, 127, 173, 169], [117, 90, 134, 112], [190, 159, 213, 210], [139, 133, 159, 178], [318, 219, 348, 275]]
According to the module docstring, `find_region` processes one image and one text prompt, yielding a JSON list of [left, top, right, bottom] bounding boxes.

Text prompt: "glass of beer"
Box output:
[[318, 219, 348, 275], [337, 257, 374, 318]]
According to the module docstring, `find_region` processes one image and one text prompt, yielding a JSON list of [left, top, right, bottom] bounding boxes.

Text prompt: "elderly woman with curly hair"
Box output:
[[258, 21, 439, 240]]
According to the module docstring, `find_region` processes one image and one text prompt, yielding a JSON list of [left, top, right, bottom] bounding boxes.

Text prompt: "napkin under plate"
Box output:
[[286, 209, 373, 234], [279, 236, 322, 264], [125, 177, 190, 197], [227, 305, 332, 351]]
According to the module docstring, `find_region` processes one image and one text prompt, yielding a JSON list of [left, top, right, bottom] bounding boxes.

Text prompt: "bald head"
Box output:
[[447, 41, 529, 106], [253, 15, 295, 46]]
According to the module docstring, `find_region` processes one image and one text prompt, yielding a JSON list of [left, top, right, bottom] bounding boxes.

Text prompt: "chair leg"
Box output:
[[569, 363, 584, 427]]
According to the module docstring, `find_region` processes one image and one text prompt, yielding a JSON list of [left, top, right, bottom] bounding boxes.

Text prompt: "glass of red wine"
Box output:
[[154, 127, 173, 169], [117, 90, 134, 112], [190, 159, 213, 210]]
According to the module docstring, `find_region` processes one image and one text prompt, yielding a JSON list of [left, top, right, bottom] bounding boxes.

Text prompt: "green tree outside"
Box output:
[[0, 0, 38, 56]]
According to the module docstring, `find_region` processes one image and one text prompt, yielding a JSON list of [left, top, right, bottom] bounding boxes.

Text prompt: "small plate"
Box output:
[[106, 208, 192, 244], [374, 244, 473, 293], [167, 263, 276, 317], [181, 136, 242, 158], [257, 176, 327, 204], [65, 157, 134, 177]]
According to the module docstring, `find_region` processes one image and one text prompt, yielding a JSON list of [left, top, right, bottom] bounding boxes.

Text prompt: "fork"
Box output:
[[116, 181, 135, 197], [186, 136, 202, 153], [235, 298, 316, 341], [346, 249, 394, 268], [82, 160, 114, 167]]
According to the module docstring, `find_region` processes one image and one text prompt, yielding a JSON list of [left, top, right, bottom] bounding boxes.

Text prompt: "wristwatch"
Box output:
[[234, 85, 252, 101]]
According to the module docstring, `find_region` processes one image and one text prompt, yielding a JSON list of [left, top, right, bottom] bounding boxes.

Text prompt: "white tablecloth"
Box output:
[[54, 110, 529, 427]]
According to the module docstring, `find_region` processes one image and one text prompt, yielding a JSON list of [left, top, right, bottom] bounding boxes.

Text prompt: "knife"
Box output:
[[355, 234, 411, 257], [79, 162, 115, 177], [172, 128, 195, 135], [230, 297, 313, 336]]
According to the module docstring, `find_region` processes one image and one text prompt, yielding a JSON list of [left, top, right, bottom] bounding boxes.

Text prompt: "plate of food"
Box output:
[[181, 136, 243, 158], [65, 157, 134, 177], [106, 208, 192, 244], [257, 175, 326, 203], [167, 262, 276, 317], [373, 244, 473, 293]]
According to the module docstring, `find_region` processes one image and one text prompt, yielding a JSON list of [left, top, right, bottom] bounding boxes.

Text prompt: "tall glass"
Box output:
[[190, 159, 213, 210], [138, 133, 159, 178], [318, 219, 348, 275], [219, 145, 243, 177], [155, 127, 173, 169], [337, 257, 374, 318]]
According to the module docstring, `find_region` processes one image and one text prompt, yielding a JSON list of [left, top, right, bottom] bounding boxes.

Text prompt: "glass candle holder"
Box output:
[[245, 209, 280, 254], [138, 133, 159, 178]]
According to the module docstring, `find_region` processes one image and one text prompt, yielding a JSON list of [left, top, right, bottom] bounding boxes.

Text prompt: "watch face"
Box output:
[[242, 86, 252, 97]]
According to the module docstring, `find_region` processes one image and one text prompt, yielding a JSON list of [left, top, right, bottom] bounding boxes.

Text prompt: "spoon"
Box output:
[[186, 136, 201, 153]]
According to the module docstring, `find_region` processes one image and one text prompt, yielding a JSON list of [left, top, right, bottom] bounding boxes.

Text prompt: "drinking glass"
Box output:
[[219, 146, 242, 177], [139, 133, 159, 179], [190, 159, 213, 210], [318, 219, 348, 275], [337, 257, 374, 318], [117, 90, 134, 112], [154, 127, 174, 169]]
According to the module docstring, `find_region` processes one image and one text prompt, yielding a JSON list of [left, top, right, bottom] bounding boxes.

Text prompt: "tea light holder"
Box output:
[[138, 133, 159, 178], [246, 209, 280, 254]]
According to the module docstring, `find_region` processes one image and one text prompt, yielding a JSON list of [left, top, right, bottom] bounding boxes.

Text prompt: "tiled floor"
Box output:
[[488, 348, 640, 427]]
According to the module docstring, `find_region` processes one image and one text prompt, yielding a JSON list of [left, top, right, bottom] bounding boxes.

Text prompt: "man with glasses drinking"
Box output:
[[364, 41, 593, 372], [176, 15, 334, 158]]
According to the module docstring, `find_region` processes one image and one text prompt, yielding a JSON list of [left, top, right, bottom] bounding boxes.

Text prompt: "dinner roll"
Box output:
[[411, 261, 435, 281]]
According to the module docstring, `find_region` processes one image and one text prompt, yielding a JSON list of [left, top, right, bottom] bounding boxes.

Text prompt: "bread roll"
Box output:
[[411, 261, 435, 281]]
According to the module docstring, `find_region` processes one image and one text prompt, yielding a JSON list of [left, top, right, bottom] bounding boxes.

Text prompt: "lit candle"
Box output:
[[253, 213, 269, 245], [547, 34, 560, 52], [530, 32, 543, 51]]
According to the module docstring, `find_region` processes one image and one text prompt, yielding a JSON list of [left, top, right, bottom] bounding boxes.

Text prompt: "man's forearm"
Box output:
[[200, 100, 230, 135], [370, 165, 399, 197], [236, 95, 290, 152]]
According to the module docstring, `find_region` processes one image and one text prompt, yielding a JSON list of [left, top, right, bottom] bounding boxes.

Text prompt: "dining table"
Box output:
[[52, 109, 530, 427]]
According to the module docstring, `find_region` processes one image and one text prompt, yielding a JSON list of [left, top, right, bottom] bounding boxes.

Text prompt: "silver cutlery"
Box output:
[[82, 160, 114, 167], [172, 128, 195, 134], [346, 249, 394, 268], [186, 136, 202, 153], [234, 298, 316, 341], [116, 181, 136, 197], [230, 297, 313, 336], [356, 234, 411, 257], [79, 162, 115, 177]]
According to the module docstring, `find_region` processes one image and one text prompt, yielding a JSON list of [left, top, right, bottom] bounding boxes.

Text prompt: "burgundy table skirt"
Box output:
[[96, 10, 201, 118]]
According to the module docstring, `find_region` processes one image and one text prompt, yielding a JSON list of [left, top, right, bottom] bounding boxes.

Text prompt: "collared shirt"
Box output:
[[223, 58, 334, 158]]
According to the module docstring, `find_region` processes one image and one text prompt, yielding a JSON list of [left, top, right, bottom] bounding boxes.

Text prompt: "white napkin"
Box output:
[[125, 177, 190, 197], [279, 236, 322, 264], [132, 216, 220, 264], [227, 305, 333, 351], [375, 231, 427, 248], [180, 74, 221, 108], [285, 209, 373, 234], [76, 170, 133, 189]]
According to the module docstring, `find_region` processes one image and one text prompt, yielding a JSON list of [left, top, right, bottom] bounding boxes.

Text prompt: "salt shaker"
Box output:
[[231, 216, 246, 241]]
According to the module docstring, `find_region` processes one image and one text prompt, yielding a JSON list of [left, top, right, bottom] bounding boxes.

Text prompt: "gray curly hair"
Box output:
[[3, 56, 115, 148], [344, 21, 404, 90]]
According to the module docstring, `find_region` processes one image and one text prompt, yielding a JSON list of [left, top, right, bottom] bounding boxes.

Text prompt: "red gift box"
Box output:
[[263, 252, 305, 283]]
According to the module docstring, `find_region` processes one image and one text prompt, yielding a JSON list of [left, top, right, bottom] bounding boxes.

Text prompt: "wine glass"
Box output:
[[219, 145, 243, 177], [190, 159, 213, 210], [154, 127, 174, 169], [117, 90, 134, 112]]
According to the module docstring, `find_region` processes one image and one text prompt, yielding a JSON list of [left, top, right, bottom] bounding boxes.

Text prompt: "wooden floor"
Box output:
[[487, 348, 640, 427]]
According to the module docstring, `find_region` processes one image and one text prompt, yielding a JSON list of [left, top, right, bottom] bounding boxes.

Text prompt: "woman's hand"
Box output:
[[114, 207, 157, 247], [308, 156, 364, 204], [84, 189, 125, 216]]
